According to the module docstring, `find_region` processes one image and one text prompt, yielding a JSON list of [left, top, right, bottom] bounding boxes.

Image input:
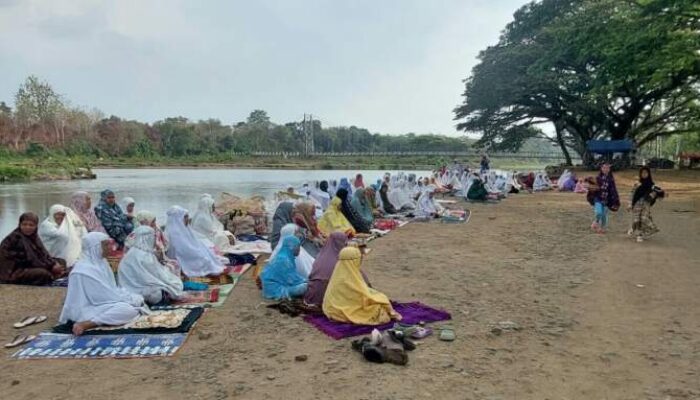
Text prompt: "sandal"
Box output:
[[4, 334, 36, 348], [13, 315, 47, 329], [438, 326, 456, 342]]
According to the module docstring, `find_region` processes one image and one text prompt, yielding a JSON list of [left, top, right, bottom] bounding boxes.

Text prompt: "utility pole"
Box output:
[[303, 113, 315, 156]]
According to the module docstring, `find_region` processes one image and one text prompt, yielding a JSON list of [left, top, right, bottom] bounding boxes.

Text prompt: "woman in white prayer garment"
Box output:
[[59, 232, 148, 336], [190, 195, 235, 253], [118, 226, 185, 305], [164, 206, 225, 277]]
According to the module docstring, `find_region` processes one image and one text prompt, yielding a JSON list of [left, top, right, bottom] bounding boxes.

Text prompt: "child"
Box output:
[[627, 167, 665, 242], [588, 164, 620, 234]]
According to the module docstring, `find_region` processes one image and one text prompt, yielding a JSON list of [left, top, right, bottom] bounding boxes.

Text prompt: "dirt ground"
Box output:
[[0, 170, 698, 400]]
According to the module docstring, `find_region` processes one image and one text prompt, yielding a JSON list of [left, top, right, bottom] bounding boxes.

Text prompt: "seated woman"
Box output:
[[318, 198, 356, 237], [467, 176, 499, 202], [322, 246, 401, 325], [0, 212, 66, 285], [303, 232, 371, 309], [364, 187, 383, 218], [70, 191, 106, 233], [94, 189, 134, 248], [350, 188, 375, 229], [534, 173, 552, 191], [59, 232, 148, 336], [378, 183, 398, 214], [118, 226, 185, 305], [164, 206, 225, 277], [336, 188, 371, 234], [292, 202, 324, 255], [388, 181, 416, 211], [191, 195, 235, 253], [574, 178, 587, 193], [521, 172, 535, 191], [261, 236, 307, 300], [39, 204, 85, 267], [270, 224, 315, 278], [416, 187, 443, 218], [121, 197, 136, 220], [271, 202, 322, 258], [127, 210, 180, 275]]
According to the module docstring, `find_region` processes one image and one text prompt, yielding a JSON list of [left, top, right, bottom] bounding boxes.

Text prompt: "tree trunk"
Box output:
[[554, 123, 573, 166]]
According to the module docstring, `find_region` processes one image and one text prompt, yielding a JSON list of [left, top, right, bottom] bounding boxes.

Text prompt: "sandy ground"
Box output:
[[0, 170, 698, 400]]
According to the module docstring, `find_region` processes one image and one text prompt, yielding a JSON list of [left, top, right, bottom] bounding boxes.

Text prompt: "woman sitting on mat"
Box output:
[[261, 236, 308, 300], [271, 202, 322, 258], [70, 191, 106, 233], [270, 224, 315, 278], [94, 189, 134, 249], [336, 188, 371, 234], [323, 246, 401, 325], [191, 194, 235, 253], [304, 232, 373, 310], [378, 183, 398, 214], [59, 232, 148, 336], [350, 188, 375, 228], [416, 186, 443, 218], [164, 206, 225, 278], [39, 204, 85, 267], [318, 197, 356, 237], [118, 226, 184, 305], [0, 212, 67, 285]]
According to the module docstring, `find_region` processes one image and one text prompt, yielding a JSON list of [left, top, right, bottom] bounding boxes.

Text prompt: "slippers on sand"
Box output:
[[5, 334, 36, 348], [438, 326, 456, 342], [13, 315, 47, 329]]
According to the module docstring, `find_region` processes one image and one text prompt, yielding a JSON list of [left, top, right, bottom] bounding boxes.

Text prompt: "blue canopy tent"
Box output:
[[587, 139, 634, 154], [586, 140, 635, 169]]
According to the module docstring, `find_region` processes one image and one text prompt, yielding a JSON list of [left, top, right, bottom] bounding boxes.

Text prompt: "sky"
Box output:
[[0, 0, 526, 136]]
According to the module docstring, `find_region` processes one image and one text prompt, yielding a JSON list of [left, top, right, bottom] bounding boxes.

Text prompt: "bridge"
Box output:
[[232, 150, 578, 161]]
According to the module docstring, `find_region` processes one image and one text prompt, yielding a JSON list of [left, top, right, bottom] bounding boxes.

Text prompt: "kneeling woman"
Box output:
[[0, 213, 66, 285], [261, 236, 308, 300], [323, 246, 401, 325], [118, 226, 185, 305], [165, 206, 225, 277], [59, 232, 148, 336]]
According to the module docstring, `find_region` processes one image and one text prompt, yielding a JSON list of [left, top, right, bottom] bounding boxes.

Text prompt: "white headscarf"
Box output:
[[38, 204, 85, 267], [190, 195, 235, 253], [534, 173, 549, 191], [118, 226, 184, 301], [121, 197, 136, 217], [269, 223, 314, 278], [417, 187, 440, 217], [164, 206, 225, 277], [59, 232, 147, 325]]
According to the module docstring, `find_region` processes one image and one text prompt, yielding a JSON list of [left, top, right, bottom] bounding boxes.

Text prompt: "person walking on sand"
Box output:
[[627, 166, 664, 242], [590, 163, 620, 234]]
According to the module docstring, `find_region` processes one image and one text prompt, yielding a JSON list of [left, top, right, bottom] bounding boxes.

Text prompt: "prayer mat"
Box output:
[[12, 332, 187, 360], [173, 287, 220, 305], [227, 241, 271, 254], [52, 307, 204, 335], [186, 262, 254, 285], [441, 209, 471, 224], [304, 302, 451, 340]]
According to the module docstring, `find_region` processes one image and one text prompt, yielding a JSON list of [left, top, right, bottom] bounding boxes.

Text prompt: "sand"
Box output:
[[0, 170, 698, 400]]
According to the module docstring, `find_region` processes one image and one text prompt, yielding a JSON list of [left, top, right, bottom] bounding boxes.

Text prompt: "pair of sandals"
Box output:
[[351, 329, 416, 366], [5, 315, 47, 349]]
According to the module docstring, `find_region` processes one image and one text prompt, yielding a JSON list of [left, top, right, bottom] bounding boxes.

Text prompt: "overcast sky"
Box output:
[[0, 0, 526, 136]]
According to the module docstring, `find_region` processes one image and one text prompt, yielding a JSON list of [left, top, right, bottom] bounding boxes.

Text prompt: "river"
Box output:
[[0, 168, 431, 236]]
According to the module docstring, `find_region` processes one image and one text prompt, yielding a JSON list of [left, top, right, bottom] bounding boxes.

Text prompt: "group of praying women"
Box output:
[[0, 190, 244, 335]]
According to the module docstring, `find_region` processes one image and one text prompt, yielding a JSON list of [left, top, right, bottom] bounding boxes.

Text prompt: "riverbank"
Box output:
[[1, 154, 553, 182], [0, 170, 698, 399]]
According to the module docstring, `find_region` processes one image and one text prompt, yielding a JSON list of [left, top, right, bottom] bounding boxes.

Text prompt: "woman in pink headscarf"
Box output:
[[354, 173, 365, 189], [69, 191, 106, 233]]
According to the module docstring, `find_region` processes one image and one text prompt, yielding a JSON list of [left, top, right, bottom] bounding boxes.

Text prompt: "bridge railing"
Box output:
[[229, 151, 579, 160]]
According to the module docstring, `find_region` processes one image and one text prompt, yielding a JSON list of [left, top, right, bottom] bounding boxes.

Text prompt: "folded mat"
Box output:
[[52, 306, 204, 335], [304, 301, 451, 340], [12, 332, 187, 360]]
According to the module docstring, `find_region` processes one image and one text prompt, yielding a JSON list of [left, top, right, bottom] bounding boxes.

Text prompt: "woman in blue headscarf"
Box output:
[[261, 236, 308, 300], [94, 189, 133, 248], [338, 178, 353, 195]]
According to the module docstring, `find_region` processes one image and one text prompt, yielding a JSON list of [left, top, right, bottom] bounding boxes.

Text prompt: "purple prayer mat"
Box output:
[[303, 302, 451, 340]]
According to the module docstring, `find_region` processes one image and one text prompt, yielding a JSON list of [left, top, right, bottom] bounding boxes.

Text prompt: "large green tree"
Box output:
[[454, 0, 700, 165]]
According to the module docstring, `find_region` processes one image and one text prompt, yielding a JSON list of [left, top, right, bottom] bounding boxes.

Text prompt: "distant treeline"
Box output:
[[0, 76, 471, 158]]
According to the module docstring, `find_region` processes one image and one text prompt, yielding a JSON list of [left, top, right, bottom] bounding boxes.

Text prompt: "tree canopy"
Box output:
[[454, 0, 700, 164]]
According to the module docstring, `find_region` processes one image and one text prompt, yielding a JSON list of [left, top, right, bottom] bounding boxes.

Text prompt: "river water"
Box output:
[[0, 168, 431, 237]]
